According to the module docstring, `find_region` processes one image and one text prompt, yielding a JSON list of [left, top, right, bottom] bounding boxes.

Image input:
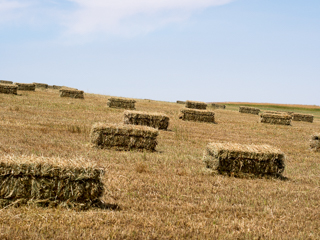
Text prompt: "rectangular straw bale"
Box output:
[[310, 134, 320, 151], [107, 97, 136, 110], [59, 89, 84, 99], [179, 108, 215, 123], [264, 111, 294, 117], [0, 80, 13, 84], [239, 106, 260, 115], [203, 142, 285, 177], [211, 103, 226, 109], [260, 113, 292, 125], [14, 83, 36, 91], [124, 110, 169, 130], [33, 83, 48, 89], [53, 85, 63, 89], [0, 155, 104, 209], [90, 123, 158, 151], [0, 84, 18, 95], [176, 100, 186, 104], [292, 113, 314, 123], [185, 100, 207, 110]]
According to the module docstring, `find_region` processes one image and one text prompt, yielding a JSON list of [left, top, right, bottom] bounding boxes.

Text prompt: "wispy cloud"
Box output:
[[65, 0, 234, 35], [0, 0, 234, 37], [0, 0, 30, 24]]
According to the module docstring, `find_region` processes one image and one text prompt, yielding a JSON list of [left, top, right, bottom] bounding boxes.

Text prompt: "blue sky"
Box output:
[[1, 0, 319, 105]]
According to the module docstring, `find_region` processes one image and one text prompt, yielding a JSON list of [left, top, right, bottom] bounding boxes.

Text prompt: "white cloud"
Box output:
[[0, 0, 29, 23], [0, 0, 234, 38], [65, 0, 234, 36]]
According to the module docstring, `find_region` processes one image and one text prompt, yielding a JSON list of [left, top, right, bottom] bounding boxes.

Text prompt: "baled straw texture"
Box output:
[[90, 123, 158, 151], [124, 110, 170, 130], [53, 85, 63, 89], [185, 100, 207, 110], [107, 97, 136, 110], [179, 108, 215, 123], [176, 100, 186, 104], [14, 83, 36, 91], [211, 103, 226, 109], [0, 80, 13, 84], [0, 155, 104, 209], [239, 106, 260, 115], [203, 142, 285, 177], [59, 89, 84, 99], [260, 113, 292, 126], [0, 84, 18, 95], [33, 83, 48, 89], [310, 134, 320, 151], [264, 111, 293, 117], [292, 113, 314, 123]]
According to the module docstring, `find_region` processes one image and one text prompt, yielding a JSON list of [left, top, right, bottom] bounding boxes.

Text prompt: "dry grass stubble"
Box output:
[[0, 91, 320, 239]]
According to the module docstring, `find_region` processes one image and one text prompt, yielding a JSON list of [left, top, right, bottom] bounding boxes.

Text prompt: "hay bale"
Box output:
[[176, 100, 186, 104], [211, 103, 226, 109], [124, 110, 169, 130], [0, 84, 18, 95], [264, 111, 294, 117], [292, 113, 314, 123], [179, 108, 215, 123], [33, 83, 48, 89], [107, 97, 136, 110], [239, 106, 260, 115], [0, 155, 104, 209], [90, 123, 158, 151], [0, 80, 13, 84], [203, 142, 285, 177], [310, 134, 320, 151], [53, 85, 63, 89], [14, 83, 36, 91], [59, 89, 84, 99], [185, 100, 207, 110], [260, 112, 292, 125]]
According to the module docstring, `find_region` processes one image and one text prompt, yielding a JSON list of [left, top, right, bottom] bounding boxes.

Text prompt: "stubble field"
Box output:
[[0, 89, 320, 239]]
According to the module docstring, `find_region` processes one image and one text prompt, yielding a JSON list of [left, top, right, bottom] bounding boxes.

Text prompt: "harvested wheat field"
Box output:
[[0, 91, 320, 239]]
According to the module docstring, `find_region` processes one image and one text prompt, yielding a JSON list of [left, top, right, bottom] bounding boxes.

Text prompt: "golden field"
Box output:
[[0, 89, 320, 239]]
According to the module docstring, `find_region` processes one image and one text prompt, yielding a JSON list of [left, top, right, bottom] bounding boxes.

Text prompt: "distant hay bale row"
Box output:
[[59, 89, 84, 99], [292, 113, 314, 123], [186, 100, 207, 110], [176, 100, 186, 104], [0, 84, 18, 95], [107, 97, 136, 110], [0, 80, 13, 84], [260, 113, 292, 126], [211, 103, 226, 109], [203, 142, 285, 177], [90, 123, 158, 151], [239, 106, 260, 115], [0, 155, 104, 209], [310, 134, 320, 151], [179, 109, 215, 123], [33, 83, 48, 89], [14, 83, 35, 91], [124, 110, 169, 130]]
